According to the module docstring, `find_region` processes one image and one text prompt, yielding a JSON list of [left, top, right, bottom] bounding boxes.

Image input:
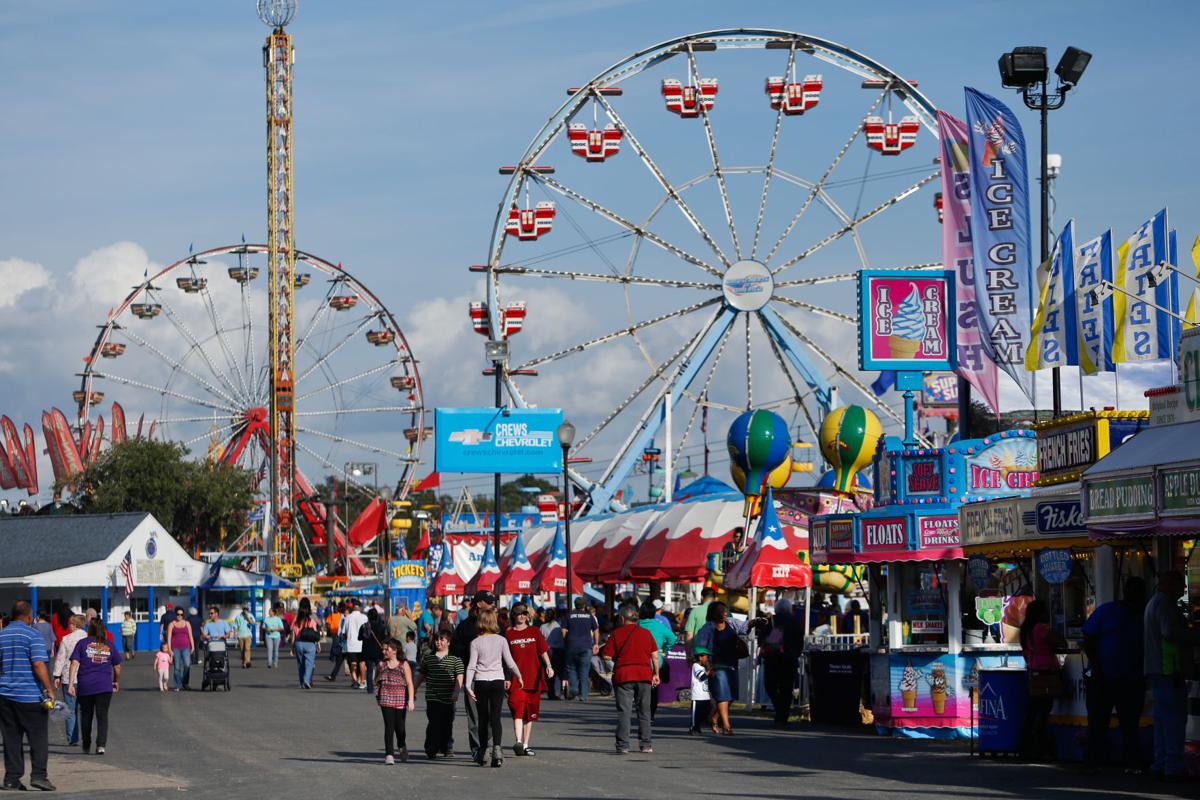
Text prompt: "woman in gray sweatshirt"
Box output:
[[466, 609, 523, 767]]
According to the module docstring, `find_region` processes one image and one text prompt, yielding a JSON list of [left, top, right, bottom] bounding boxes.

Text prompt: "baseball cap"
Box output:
[[472, 590, 496, 606], [512, 603, 529, 617], [652, 598, 664, 610]]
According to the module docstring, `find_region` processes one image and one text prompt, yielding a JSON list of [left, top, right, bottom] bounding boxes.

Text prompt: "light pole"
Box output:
[[998, 45, 1091, 418], [485, 339, 509, 561], [557, 419, 576, 612]]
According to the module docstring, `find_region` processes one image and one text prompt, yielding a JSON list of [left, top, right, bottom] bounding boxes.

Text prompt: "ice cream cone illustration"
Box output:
[[886, 285, 924, 359], [930, 662, 948, 715], [899, 662, 919, 712]]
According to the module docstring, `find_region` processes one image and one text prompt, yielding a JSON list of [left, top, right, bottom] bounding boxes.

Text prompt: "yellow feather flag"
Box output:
[[1187, 235, 1200, 328]]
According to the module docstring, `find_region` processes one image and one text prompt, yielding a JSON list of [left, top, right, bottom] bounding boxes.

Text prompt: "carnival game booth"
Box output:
[[811, 430, 1038, 738], [0, 512, 209, 651]]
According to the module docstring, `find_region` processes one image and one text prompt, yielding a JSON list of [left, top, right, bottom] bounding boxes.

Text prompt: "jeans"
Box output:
[[0, 696, 49, 783], [566, 648, 592, 700], [172, 648, 191, 689], [1085, 675, 1144, 767], [365, 660, 377, 694], [424, 701, 454, 757], [265, 636, 280, 667], [548, 649, 566, 698], [381, 706, 407, 755], [294, 641, 317, 687], [1150, 674, 1187, 775], [77, 692, 112, 750], [62, 691, 78, 744], [462, 687, 480, 754], [474, 679, 505, 752], [614, 681, 652, 751]]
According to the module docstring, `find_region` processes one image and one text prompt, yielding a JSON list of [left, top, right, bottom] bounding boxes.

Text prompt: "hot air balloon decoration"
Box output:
[[818, 405, 883, 495], [727, 409, 791, 524]]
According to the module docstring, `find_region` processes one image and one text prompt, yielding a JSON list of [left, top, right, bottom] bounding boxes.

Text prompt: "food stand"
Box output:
[[811, 430, 1038, 738]]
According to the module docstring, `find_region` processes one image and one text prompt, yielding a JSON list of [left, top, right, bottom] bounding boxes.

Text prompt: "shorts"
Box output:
[[345, 651, 364, 664], [507, 688, 541, 722], [708, 668, 735, 703]]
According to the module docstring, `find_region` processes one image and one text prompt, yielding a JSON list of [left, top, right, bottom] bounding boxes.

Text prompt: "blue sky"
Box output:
[[0, 1, 1196, 503]]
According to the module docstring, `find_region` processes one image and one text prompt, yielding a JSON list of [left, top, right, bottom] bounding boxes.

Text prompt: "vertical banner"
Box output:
[[964, 88, 1036, 401], [1074, 231, 1116, 374], [1026, 219, 1078, 369], [1186, 235, 1200, 327], [1113, 209, 1171, 362], [938, 111, 999, 412]]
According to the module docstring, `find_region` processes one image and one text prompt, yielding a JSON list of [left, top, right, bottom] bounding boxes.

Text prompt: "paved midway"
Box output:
[[23, 658, 1190, 799]]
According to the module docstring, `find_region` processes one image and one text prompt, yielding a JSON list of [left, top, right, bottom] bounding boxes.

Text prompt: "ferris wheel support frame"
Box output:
[[486, 29, 942, 515]]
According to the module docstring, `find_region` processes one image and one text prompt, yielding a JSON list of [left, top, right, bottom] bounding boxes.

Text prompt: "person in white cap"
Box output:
[[651, 599, 673, 632]]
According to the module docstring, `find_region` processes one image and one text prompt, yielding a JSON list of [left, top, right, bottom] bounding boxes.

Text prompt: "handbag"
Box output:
[[297, 623, 321, 644], [1027, 668, 1065, 698]]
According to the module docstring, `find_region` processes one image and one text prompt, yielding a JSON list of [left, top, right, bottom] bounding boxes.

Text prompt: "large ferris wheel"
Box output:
[[483, 30, 942, 513], [74, 1, 426, 575]]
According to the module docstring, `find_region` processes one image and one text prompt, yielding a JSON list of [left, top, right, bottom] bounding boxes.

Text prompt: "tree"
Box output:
[[68, 439, 256, 552]]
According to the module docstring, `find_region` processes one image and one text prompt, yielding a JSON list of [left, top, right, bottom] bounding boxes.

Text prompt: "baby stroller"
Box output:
[[201, 639, 232, 692]]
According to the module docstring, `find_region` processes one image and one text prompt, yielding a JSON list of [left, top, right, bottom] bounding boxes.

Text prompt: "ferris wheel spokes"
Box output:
[[114, 324, 244, 412], [487, 263, 720, 291], [294, 426, 416, 463], [196, 283, 253, 404], [87, 370, 241, 417], [514, 296, 720, 372], [772, 296, 856, 324], [295, 360, 396, 404], [295, 313, 379, 385], [770, 170, 939, 277], [687, 48, 741, 261], [530, 173, 720, 278], [142, 286, 247, 407], [750, 42, 798, 262], [762, 88, 889, 267], [760, 318, 823, 444], [592, 92, 731, 269]]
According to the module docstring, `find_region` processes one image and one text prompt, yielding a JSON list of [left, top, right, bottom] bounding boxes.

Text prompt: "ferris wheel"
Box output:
[[482, 29, 943, 513], [76, 243, 426, 568]]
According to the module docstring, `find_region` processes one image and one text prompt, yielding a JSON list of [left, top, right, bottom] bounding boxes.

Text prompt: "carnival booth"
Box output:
[[812, 430, 1038, 738]]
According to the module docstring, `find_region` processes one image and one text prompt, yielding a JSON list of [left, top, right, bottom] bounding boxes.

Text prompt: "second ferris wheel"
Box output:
[[478, 29, 945, 514]]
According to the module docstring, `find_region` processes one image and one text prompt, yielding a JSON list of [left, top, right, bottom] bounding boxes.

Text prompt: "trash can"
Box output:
[[977, 668, 1027, 755], [808, 650, 866, 724]]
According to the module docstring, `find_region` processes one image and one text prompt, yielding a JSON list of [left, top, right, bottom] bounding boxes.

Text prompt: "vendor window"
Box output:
[[898, 562, 948, 647]]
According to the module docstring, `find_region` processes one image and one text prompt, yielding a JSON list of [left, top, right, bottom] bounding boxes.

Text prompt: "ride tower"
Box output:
[[259, 0, 299, 571]]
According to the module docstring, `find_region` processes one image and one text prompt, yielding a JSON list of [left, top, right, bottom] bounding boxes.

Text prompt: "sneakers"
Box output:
[[640, 746, 653, 753], [616, 746, 630, 754], [97, 746, 106, 755], [399, 748, 408, 763], [513, 742, 526, 756], [384, 755, 395, 765], [1, 779, 26, 791], [522, 747, 536, 757], [29, 777, 55, 791], [490, 745, 504, 768]]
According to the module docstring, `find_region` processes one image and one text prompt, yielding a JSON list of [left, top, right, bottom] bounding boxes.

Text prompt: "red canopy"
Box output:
[[725, 492, 811, 590], [579, 509, 659, 585], [622, 497, 743, 582], [531, 525, 583, 595], [464, 540, 502, 595], [495, 529, 538, 595], [428, 540, 463, 597]]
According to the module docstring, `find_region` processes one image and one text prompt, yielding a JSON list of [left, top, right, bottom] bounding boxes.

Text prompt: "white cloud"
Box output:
[[0, 258, 50, 309]]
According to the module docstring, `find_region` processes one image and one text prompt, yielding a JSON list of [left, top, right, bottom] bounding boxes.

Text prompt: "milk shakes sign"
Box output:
[[964, 88, 1035, 400]]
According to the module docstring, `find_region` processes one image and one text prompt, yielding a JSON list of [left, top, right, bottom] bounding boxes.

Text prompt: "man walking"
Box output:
[[564, 597, 598, 701], [0, 601, 56, 791], [232, 607, 256, 668], [684, 587, 716, 659], [451, 590, 494, 761], [1083, 577, 1145, 771], [1144, 571, 1200, 780], [601, 603, 660, 755]]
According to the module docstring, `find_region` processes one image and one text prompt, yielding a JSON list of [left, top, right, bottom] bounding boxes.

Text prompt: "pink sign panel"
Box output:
[[918, 516, 961, 549], [862, 517, 908, 551], [859, 270, 955, 372]]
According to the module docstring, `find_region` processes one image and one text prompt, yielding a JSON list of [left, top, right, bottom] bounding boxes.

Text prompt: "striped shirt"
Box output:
[[0, 621, 50, 703], [418, 652, 464, 705]]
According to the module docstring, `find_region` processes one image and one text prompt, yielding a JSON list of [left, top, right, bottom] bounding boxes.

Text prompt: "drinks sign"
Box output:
[[857, 269, 957, 372], [918, 516, 960, 549]]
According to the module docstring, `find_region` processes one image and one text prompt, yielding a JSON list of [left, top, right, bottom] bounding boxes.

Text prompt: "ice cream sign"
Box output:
[[857, 269, 956, 372]]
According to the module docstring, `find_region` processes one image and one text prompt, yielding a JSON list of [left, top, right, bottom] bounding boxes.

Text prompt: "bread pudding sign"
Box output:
[[858, 270, 957, 372]]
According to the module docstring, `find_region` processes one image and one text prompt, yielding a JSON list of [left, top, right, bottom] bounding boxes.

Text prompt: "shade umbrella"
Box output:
[[495, 527, 538, 595], [464, 536, 502, 595], [428, 537, 464, 597], [725, 489, 812, 590], [531, 523, 583, 595]]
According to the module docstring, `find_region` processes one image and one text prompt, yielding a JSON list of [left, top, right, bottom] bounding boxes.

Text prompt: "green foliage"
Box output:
[[69, 439, 256, 551], [498, 474, 558, 512]]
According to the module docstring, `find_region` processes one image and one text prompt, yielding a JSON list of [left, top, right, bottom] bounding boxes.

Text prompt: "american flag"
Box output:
[[118, 548, 135, 596]]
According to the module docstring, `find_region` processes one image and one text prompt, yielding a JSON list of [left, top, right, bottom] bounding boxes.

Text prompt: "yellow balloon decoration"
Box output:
[[818, 406, 883, 494]]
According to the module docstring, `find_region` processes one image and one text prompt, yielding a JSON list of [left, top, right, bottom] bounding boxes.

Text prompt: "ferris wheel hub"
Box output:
[[721, 260, 774, 312]]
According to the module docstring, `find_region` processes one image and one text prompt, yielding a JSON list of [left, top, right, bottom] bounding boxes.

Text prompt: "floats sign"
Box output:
[[862, 518, 907, 550]]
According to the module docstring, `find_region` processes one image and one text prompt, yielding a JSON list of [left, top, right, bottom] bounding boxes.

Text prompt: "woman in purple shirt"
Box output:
[[69, 618, 122, 755]]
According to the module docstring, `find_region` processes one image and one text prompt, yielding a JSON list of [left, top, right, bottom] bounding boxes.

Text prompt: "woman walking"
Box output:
[[695, 602, 745, 736], [466, 609, 523, 767], [291, 597, 322, 689], [503, 603, 553, 756], [68, 618, 122, 755], [360, 608, 388, 693], [165, 607, 194, 691], [376, 638, 415, 764], [262, 606, 285, 668], [1020, 599, 1065, 760]]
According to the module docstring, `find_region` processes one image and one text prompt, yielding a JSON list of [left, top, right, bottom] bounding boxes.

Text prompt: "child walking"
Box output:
[[376, 638, 415, 765], [414, 629, 464, 760], [689, 653, 711, 734], [154, 644, 173, 692]]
